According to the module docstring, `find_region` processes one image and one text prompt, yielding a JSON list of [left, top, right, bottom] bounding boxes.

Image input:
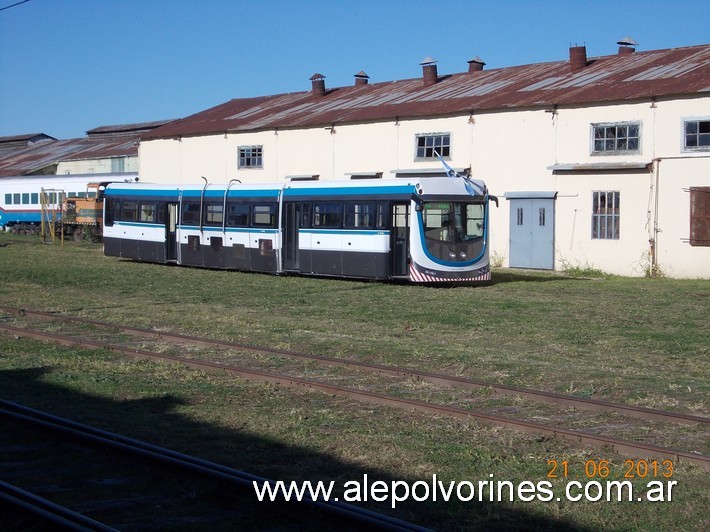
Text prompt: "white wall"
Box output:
[[56, 156, 138, 175]]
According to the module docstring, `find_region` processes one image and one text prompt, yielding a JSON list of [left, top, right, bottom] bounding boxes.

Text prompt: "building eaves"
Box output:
[[142, 43, 710, 141]]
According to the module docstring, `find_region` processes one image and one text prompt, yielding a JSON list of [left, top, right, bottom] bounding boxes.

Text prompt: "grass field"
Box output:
[[0, 233, 708, 530]]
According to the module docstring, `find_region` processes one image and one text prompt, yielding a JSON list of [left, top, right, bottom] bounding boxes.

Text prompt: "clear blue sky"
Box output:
[[1, 0, 708, 139]]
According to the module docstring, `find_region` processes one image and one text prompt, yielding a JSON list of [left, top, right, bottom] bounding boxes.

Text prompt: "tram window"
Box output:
[[344, 202, 374, 228], [182, 201, 200, 225], [300, 203, 312, 228], [104, 198, 116, 227], [140, 203, 156, 223], [122, 201, 139, 222], [204, 202, 223, 226], [314, 203, 342, 228], [376, 202, 388, 229], [227, 202, 249, 226], [31, 193, 38, 204], [252, 204, 276, 227]]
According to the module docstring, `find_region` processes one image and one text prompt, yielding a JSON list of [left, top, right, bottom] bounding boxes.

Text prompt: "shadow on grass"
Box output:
[[489, 269, 588, 285], [0, 366, 592, 531]]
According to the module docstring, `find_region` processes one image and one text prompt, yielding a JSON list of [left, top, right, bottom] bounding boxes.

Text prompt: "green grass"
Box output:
[[1, 233, 708, 530]]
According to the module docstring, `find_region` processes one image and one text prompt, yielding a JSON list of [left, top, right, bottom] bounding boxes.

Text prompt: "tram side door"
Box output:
[[282, 202, 300, 271], [166, 202, 178, 262], [391, 203, 410, 277]]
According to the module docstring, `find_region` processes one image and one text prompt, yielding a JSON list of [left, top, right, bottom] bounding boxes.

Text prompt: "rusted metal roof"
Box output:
[[0, 121, 174, 177], [142, 44, 710, 140], [0, 137, 137, 176]]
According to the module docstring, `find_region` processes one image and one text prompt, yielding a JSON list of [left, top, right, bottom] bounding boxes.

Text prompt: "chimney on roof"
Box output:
[[617, 36, 638, 55], [310, 73, 326, 96], [420, 57, 438, 86], [354, 71, 370, 86], [467, 56, 486, 73], [569, 45, 588, 73]]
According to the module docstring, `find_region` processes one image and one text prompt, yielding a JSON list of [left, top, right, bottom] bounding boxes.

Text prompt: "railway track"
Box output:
[[0, 400, 427, 531], [2, 306, 709, 471]]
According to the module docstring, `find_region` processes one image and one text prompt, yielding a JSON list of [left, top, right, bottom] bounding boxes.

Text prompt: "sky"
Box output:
[[1, 0, 709, 140]]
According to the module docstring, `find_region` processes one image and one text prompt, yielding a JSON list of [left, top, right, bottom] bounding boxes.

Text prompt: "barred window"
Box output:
[[592, 123, 640, 153], [238, 145, 263, 168], [592, 191, 620, 240], [415, 133, 450, 159], [684, 120, 710, 151]]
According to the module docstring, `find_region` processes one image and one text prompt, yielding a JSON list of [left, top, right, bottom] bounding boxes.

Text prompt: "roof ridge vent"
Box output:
[[467, 56, 485, 73], [354, 71, 370, 86], [617, 36, 638, 55]]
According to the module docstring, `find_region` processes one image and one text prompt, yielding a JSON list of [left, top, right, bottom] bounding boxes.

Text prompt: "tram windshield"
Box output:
[[421, 201, 485, 262]]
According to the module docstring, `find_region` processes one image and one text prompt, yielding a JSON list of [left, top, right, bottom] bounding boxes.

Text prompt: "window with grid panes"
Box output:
[[238, 145, 263, 168], [415, 133, 450, 159], [684, 120, 710, 151], [592, 123, 640, 154]]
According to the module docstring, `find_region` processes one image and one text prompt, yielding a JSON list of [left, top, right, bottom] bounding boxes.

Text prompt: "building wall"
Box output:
[[137, 95, 710, 278], [56, 156, 138, 175]]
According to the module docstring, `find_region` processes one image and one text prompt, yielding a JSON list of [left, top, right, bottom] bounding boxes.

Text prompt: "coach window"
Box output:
[[376, 202, 388, 229], [344, 202, 374, 228], [182, 202, 200, 225], [13, 193, 20, 204], [252, 204, 276, 227], [31, 193, 38, 204], [314, 203, 342, 228], [140, 203, 156, 223], [104, 198, 116, 227], [300, 203, 312, 228], [227, 202, 250, 226], [121, 201, 139, 222], [4, 194, 11, 204], [205, 202, 223, 226], [21, 193, 30, 204]]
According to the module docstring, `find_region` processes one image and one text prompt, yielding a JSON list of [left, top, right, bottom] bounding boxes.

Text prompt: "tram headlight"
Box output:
[[459, 251, 467, 259], [448, 251, 457, 260]]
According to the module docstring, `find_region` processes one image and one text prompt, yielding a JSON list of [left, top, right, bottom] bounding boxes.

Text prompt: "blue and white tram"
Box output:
[[102, 176, 497, 284], [0, 173, 138, 229]]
